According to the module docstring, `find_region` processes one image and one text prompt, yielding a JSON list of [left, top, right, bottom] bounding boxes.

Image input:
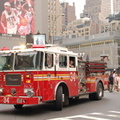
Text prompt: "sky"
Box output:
[[59, 0, 86, 19]]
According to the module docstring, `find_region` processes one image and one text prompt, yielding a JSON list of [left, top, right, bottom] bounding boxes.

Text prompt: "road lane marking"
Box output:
[[107, 114, 120, 117], [48, 114, 110, 120], [48, 111, 120, 120], [69, 115, 110, 120], [48, 118, 69, 120], [90, 112, 120, 118], [109, 111, 120, 114]]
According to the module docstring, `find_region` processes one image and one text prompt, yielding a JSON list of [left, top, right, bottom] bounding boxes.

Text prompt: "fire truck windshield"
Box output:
[[14, 51, 38, 70], [0, 53, 14, 70]]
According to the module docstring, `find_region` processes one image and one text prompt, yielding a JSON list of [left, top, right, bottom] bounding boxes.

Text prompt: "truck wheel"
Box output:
[[63, 91, 69, 106], [89, 93, 95, 100], [55, 86, 63, 111], [14, 104, 23, 109], [89, 82, 103, 100], [95, 82, 103, 100]]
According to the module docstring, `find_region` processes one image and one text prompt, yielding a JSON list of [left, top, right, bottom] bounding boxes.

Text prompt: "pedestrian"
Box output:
[[114, 74, 119, 92], [116, 74, 120, 92], [108, 71, 114, 92]]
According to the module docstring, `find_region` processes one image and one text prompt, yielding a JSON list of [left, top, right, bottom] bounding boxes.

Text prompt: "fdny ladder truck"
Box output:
[[0, 44, 108, 110]]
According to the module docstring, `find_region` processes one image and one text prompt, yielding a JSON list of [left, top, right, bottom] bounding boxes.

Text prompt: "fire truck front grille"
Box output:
[[6, 74, 21, 86]]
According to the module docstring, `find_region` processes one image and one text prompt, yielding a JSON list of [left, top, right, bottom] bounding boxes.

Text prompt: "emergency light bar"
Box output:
[[13, 45, 26, 50], [0, 47, 10, 51], [31, 44, 45, 48]]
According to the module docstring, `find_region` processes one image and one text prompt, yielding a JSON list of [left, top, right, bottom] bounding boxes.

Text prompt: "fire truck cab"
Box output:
[[0, 45, 108, 110]]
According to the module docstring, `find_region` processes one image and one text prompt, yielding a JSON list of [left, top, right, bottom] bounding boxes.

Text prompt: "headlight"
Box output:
[[0, 88, 3, 94], [24, 88, 34, 97]]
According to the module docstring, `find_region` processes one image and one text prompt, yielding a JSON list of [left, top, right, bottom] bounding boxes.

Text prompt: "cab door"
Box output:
[[68, 56, 78, 96], [42, 52, 54, 101]]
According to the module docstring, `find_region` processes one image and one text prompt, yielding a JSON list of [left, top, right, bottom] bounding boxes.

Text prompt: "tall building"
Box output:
[[48, 0, 63, 43], [113, 0, 120, 13], [83, 0, 111, 24], [63, 18, 91, 38], [61, 2, 76, 32], [100, 20, 120, 33], [81, 0, 112, 34], [35, 0, 48, 37], [82, 0, 120, 24]]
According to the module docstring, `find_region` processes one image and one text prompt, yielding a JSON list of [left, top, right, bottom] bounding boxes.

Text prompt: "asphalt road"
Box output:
[[0, 91, 120, 120]]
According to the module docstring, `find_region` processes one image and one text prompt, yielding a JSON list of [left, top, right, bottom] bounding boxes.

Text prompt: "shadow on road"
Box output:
[[0, 97, 109, 116]]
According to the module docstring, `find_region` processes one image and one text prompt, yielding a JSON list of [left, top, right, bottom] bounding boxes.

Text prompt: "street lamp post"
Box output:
[[52, 14, 64, 44]]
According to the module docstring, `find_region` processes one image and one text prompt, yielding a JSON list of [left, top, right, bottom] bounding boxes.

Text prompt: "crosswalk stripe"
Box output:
[[48, 111, 120, 120], [68, 115, 110, 120], [48, 118, 71, 120], [109, 111, 120, 114], [90, 112, 120, 118], [107, 114, 120, 117], [48, 114, 110, 120]]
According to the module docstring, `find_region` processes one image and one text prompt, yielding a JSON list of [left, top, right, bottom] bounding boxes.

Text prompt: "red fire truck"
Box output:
[[0, 45, 108, 110]]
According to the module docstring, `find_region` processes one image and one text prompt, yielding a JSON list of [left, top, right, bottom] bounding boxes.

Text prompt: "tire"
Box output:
[[14, 104, 23, 109], [95, 82, 104, 100], [55, 86, 63, 111], [89, 93, 95, 100], [63, 91, 69, 106], [89, 82, 103, 100]]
